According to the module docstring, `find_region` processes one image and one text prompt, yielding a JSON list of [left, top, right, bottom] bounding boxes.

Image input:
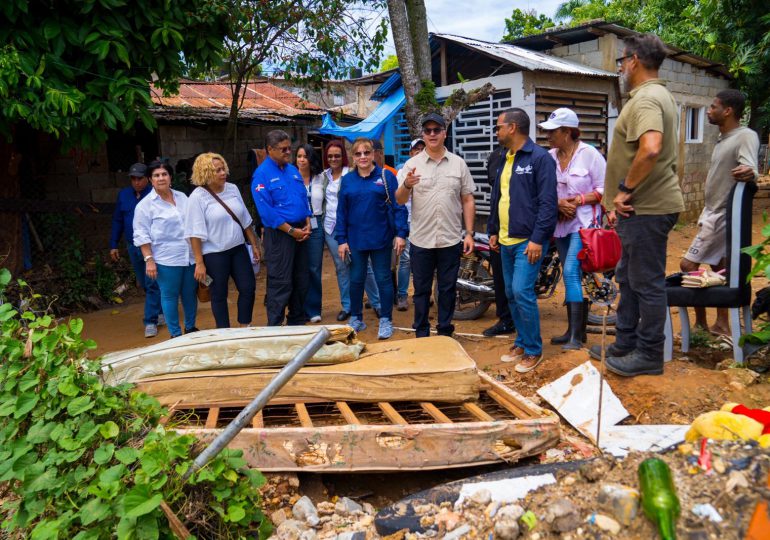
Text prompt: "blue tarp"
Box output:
[[318, 87, 405, 142]]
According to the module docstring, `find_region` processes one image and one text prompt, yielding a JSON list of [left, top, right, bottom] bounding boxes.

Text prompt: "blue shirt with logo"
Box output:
[[110, 184, 152, 249], [251, 156, 311, 229], [335, 165, 408, 251]]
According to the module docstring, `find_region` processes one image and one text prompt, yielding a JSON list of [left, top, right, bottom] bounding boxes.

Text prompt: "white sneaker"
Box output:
[[157, 314, 166, 327], [144, 324, 158, 338], [309, 315, 322, 323]]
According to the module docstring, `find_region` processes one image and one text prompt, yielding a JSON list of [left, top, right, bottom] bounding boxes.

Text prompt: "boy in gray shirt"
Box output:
[[680, 89, 759, 335]]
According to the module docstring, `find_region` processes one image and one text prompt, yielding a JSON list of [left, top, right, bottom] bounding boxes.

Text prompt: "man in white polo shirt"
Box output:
[[396, 113, 476, 337]]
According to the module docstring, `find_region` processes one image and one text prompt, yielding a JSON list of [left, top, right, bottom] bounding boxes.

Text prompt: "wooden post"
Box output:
[[440, 41, 448, 87]]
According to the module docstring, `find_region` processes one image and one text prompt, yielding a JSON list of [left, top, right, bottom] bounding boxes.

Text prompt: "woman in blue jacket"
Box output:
[[336, 138, 408, 339]]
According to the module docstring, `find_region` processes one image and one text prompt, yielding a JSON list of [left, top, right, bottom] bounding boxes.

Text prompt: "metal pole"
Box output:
[[183, 327, 331, 480], [596, 306, 610, 448]]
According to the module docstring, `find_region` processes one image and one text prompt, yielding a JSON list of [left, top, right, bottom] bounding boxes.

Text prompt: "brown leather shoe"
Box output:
[[501, 346, 525, 363], [515, 354, 544, 373]]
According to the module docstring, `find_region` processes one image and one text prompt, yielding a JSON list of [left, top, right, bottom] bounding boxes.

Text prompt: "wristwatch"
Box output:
[[288, 226, 295, 236], [618, 181, 635, 194], [143, 254, 154, 262]]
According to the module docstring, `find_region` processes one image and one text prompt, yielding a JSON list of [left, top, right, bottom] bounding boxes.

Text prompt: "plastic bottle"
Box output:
[[638, 458, 680, 540]]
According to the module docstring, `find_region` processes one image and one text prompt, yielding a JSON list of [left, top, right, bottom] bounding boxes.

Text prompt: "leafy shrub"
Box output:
[[0, 268, 271, 539]]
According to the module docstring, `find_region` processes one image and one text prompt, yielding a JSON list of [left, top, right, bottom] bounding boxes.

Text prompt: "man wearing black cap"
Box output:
[[109, 163, 163, 338], [396, 113, 476, 337]]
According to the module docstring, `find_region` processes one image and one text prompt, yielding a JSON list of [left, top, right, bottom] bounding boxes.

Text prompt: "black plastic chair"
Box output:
[[664, 181, 757, 363]]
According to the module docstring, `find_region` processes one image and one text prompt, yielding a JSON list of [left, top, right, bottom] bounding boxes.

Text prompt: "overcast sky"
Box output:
[[379, 0, 566, 56]]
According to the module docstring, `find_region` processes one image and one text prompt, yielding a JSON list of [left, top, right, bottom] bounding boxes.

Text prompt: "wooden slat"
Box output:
[[420, 402, 453, 424], [252, 411, 263, 428], [486, 389, 533, 419], [463, 402, 495, 422], [295, 403, 313, 428], [378, 402, 408, 425], [205, 407, 220, 428], [336, 402, 362, 425]]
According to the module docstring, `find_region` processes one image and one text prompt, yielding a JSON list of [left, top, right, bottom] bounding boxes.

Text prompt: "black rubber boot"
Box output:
[[551, 302, 584, 349], [581, 298, 589, 342]]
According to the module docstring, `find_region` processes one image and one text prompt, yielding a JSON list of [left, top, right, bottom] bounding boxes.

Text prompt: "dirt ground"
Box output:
[[76, 201, 770, 509]]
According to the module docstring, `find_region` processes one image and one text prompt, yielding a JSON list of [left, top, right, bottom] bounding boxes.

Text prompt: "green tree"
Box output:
[[379, 54, 399, 72], [0, 0, 228, 150], [213, 0, 389, 154], [502, 8, 555, 42]]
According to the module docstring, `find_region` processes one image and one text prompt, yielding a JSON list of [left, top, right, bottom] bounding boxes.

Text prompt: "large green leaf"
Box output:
[[67, 395, 94, 416], [123, 485, 162, 518]]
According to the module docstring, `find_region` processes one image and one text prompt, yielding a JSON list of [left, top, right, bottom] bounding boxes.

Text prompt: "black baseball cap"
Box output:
[[371, 139, 384, 151], [128, 163, 147, 177], [421, 112, 446, 129]]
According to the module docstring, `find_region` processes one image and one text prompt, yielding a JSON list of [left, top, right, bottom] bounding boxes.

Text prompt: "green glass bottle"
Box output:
[[638, 458, 680, 540]]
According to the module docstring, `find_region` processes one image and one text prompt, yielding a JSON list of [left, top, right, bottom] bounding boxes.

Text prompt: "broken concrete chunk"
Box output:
[[299, 530, 317, 540], [335, 532, 365, 540], [467, 488, 492, 506], [586, 513, 621, 535], [597, 483, 639, 526], [498, 504, 525, 521], [494, 517, 520, 540], [545, 498, 581, 532], [292, 496, 320, 526], [271, 508, 289, 526], [580, 460, 610, 483], [275, 519, 307, 540], [443, 524, 472, 540], [335, 497, 363, 516]]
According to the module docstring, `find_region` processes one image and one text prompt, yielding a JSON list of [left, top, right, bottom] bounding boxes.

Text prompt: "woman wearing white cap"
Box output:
[[538, 107, 606, 349]]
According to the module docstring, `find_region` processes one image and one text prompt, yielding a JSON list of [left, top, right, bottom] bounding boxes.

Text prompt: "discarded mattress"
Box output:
[[136, 336, 481, 406], [166, 370, 560, 472], [102, 325, 362, 385]]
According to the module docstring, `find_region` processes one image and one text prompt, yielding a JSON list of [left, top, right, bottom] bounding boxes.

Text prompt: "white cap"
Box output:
[[410, 138, 425, 150], [538, 108, 579, 130]]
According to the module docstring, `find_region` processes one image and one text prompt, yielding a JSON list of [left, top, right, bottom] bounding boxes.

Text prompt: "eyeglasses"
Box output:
[[327, 154, 342, 159], [353, 150, 372, 157], [422, 127, 444, 135], [272, 146, 291, 153], [615, 54, 634, 67]]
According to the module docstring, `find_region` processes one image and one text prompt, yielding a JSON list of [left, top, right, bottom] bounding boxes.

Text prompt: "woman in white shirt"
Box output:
[[321, 140, 353, 321], [185, 153, 261, 328], [133, 161, 197, 338]]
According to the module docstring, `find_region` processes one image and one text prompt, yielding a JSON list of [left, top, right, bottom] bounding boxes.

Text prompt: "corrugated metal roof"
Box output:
[[150, 80, 322, 116], [149, 106, 323, 124], [433, 33, 617, 78]]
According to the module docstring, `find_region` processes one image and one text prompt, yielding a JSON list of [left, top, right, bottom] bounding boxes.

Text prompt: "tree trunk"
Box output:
[[387, 0, 423, 138], [405, 0, 431, 82], [223, 77, 244, 157]]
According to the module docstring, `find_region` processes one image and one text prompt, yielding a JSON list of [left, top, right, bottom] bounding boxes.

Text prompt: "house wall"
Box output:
[[272, 79, 380, 118], [549, 35, 731, 222]]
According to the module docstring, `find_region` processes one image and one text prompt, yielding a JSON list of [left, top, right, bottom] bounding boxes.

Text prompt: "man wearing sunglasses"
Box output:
[[600, 34, 684, 377], [252, 129, 312, 326], [396, 113, 476, 338]]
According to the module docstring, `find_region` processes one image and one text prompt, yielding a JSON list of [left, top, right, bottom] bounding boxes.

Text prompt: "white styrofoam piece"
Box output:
[[600, 425, 689, 457], [454, 474, 557, 507], [537, 361, 629, 442]]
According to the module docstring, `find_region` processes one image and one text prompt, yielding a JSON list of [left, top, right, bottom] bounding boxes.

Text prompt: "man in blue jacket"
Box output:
[[252, 130, 312, 326], [488, 108, 557, 373], [109, 163, 163, 338]]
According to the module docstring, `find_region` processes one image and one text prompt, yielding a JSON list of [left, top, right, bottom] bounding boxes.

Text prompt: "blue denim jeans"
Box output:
[[126, 243, 162, 326], [397, 238, 411, 298], [555, 233, 584, 303], [365, 263, 382, 310], [324, 231, 350, 312], [500, 240, 549, 356], [304, 217, 325, 318], [155, 263, 198, 337], [349, 246, 393, 320]]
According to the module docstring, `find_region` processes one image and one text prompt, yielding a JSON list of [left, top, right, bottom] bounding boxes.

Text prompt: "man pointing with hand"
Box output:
[[396, 113, 476, 338]]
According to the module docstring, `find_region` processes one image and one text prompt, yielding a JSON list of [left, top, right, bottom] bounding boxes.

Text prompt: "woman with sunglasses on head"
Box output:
[[321, 140, 354, 321], [295, 143, 326, 323], [538, 108, 605, 350], [336, 138, 408, 339], [133, 161, 198, 338]]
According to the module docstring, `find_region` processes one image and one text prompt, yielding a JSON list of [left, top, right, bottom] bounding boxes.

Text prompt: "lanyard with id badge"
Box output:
[[306, 183, 319, 230]]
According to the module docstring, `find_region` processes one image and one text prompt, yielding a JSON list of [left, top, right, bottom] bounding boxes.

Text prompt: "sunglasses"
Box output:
[[353, 150, 372, 157], [422, 127, 444, 135], [273, 146, 291, 153], [327, 154, 342, 159]]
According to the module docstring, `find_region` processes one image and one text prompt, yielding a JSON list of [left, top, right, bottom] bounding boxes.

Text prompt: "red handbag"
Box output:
[[577, 206, 622, 273]]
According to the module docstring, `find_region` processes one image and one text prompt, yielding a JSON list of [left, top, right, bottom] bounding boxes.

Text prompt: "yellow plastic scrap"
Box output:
[[685, 411, 763, 443]]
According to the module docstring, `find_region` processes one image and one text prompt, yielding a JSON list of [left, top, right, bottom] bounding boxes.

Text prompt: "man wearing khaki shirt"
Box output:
[[396, 113, 476, 337]]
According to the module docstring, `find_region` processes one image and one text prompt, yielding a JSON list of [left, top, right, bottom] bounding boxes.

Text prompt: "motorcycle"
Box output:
[[443, 232, 618, 324]]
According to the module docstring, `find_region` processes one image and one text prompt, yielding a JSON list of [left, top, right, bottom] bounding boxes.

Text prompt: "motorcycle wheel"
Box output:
[[433, 265, 493, 321], [587, 311, 617, 326]]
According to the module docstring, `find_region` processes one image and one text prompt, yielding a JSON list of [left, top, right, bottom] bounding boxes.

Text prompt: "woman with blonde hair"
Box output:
[[185, 152, 261, 328], [336, 138, 408, 339]]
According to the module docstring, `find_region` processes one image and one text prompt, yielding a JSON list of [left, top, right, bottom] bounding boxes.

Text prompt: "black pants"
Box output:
[[489, 248, 513, 325], [615, 212, 678, 363], [263, 227, 309, 326], [203, 244, 255, 328], [411, 242, 462, 337]]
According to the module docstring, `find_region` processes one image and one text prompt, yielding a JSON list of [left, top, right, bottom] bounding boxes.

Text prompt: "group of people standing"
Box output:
[[111, 32, 759, 378]]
